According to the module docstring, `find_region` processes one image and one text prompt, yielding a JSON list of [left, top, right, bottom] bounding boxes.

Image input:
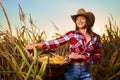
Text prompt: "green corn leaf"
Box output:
[[15, 44, 34, 74], [16, 44, 30, 67], [10, 54, 20, 70], [38, 56, 48, 77], [25, 60, 34, 80]]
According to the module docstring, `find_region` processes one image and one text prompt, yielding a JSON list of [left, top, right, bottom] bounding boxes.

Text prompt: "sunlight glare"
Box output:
[[93, 25, 103, 36]]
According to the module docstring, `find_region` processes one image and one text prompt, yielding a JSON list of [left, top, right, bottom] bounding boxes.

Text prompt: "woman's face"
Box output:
[[75, 16, 87, 29]]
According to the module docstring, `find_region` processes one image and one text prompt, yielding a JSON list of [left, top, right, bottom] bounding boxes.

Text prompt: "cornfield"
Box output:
[[0, 1, 120, 80]]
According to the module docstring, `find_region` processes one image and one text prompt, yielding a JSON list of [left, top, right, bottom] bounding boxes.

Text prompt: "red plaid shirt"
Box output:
[[40, 30, 101, 64]]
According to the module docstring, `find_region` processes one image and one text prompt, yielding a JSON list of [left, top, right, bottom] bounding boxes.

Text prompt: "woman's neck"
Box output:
[[79, 28, 88, 35]]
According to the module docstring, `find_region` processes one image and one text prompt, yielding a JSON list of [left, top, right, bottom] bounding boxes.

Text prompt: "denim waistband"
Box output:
[[68, 63, 89, 69]]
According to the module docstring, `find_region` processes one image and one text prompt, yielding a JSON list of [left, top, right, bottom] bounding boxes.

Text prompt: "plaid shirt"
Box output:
[[40, 30, 101, 64]]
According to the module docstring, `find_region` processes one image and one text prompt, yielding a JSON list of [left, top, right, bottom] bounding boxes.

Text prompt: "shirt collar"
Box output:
[[75, 30, 95, 38]]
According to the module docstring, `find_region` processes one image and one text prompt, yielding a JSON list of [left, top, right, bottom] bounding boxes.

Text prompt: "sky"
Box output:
[[0, 0, 120, 40]]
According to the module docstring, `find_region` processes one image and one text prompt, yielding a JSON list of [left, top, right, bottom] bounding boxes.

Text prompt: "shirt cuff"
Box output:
[[40, 42, 48, 51]]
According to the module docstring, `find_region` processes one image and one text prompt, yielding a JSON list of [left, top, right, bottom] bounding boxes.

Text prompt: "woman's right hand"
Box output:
[[25, 43, 42, 50], [25, 44, 35, 50]]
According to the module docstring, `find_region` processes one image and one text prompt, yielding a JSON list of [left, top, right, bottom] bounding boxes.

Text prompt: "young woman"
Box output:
[[25, 8, 101, 80]]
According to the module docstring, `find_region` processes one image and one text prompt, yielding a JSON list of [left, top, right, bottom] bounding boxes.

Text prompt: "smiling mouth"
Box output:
[[78, 22, 83, 26]]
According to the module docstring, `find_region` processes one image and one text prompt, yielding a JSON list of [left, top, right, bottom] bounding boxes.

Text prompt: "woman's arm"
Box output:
[[38, 31, 73, 51], [25, 31, 73, 51], [25, 43, 42, 50]]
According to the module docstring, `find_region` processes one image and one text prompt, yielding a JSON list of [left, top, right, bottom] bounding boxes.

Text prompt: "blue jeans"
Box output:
[[63, 64, 92, 80]]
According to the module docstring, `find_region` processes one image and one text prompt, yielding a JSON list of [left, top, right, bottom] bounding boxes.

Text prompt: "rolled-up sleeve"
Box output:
[[40, 31, 73, 51]]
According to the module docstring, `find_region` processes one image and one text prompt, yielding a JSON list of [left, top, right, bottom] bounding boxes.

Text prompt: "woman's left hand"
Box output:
[[69, 54, 79, 59]]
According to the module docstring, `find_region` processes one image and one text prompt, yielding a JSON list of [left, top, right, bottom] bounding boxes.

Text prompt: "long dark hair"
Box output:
[[75, 17, 93, 34]]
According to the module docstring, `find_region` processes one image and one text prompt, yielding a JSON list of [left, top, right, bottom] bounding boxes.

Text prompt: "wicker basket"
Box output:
[[26, 52, 68, 80], [42, 62, 68, 80]]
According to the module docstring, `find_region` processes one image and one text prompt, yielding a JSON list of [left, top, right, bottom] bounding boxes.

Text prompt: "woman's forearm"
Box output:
[[35, 43, 42, 48]]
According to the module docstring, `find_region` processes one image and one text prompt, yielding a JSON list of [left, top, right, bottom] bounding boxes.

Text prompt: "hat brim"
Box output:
[[71, 13, 88, 23]]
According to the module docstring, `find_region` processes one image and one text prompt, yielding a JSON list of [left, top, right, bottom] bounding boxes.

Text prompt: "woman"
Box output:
[[25, 8, 101, 80]]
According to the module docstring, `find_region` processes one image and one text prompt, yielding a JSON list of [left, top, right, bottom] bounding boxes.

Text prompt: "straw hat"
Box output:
[[71, 8, 95, 26]]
